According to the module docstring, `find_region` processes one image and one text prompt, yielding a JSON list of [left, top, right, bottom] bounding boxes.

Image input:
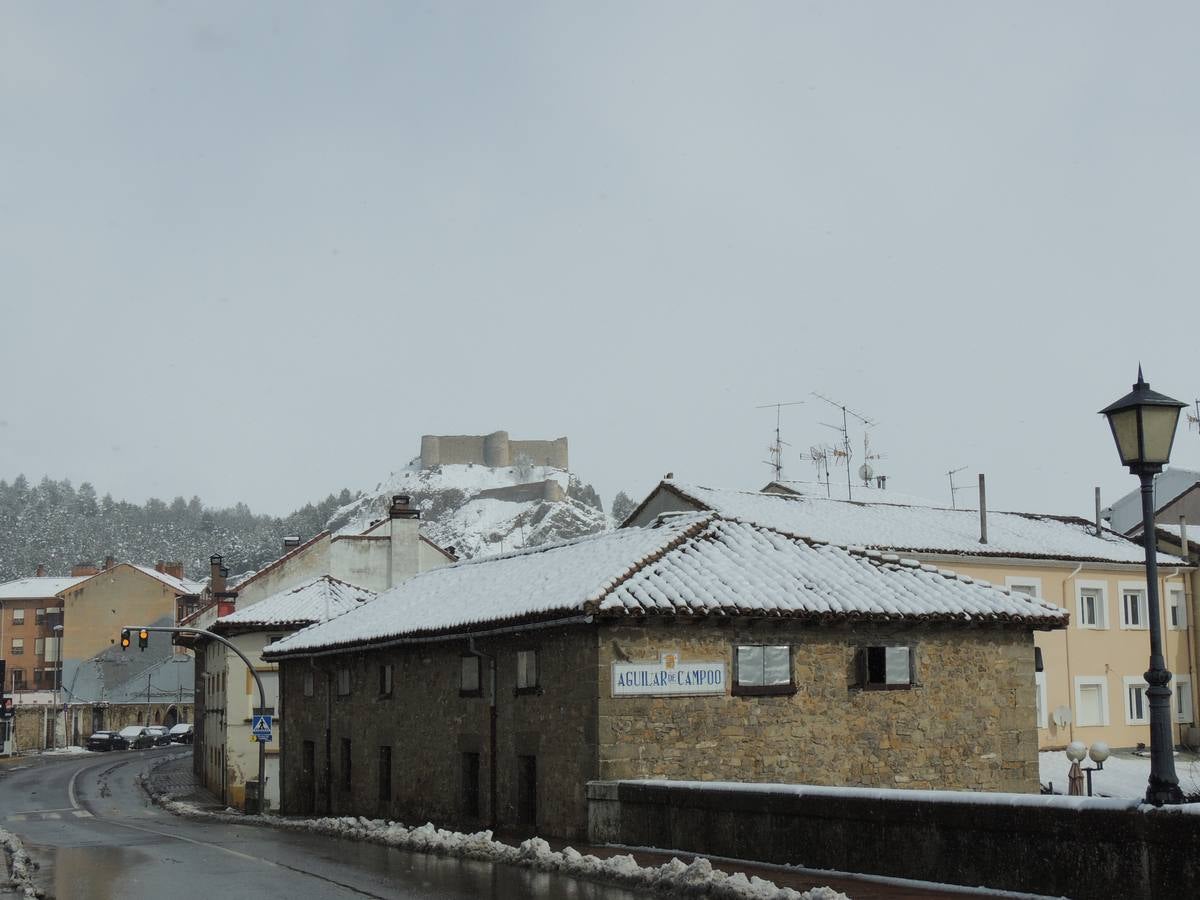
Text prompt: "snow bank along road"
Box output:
[[0, 753, 849, 900]]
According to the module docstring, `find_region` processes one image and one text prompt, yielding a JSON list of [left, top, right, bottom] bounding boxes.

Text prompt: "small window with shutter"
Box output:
[[855, 645, 915, 690], [732, 645, 795, 696]]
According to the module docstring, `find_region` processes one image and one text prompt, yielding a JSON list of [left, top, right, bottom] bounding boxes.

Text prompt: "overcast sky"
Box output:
[[3, 3, 1199, 521]]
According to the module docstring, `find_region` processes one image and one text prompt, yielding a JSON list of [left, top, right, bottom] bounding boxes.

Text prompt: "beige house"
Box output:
[[184, 495, 454, 810], [627, 481, 1198, 752]]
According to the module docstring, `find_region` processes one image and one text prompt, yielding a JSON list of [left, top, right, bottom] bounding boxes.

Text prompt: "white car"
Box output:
[[118, 725, 154, 750]]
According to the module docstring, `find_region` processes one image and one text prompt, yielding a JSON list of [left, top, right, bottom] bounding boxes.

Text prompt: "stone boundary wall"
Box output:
[[420, 432, 568, 470], [474, 480, 566, 504], [587, 780, 1200, 900]]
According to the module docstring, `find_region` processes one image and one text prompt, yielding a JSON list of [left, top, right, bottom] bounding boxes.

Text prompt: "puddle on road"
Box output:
[[38, 846, 153, 900]]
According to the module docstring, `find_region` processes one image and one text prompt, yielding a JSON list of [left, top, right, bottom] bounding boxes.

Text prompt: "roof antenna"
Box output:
[[812, 393, 875, 501], [756, 401, 804, 481], [946, 466, 976, 510]]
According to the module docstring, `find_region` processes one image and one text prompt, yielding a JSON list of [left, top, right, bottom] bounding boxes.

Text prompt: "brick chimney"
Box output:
[[283, 536, 301, 552], [164, 562, 184, 581], [35, 564, 46, 577], [103, 556, 114, 571], [388, 495, 421, 589], [71, 562, 99, 577], [210, 554, 236, 617]]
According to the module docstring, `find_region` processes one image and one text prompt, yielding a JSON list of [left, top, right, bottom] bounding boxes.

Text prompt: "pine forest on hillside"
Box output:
[[0, 475, 357, 582]]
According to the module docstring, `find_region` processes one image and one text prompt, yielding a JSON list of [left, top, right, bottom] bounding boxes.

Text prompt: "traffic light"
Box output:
[[120, 629, 131, 650], [138, 629, 149, 651]]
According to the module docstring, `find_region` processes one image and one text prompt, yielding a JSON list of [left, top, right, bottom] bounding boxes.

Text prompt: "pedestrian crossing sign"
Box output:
[[251, 714, 273, 742]]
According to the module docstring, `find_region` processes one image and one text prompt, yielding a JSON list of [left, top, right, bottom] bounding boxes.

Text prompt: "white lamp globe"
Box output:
[[1088, 742, 1111, 764], [1065, 741, 1087, 763]]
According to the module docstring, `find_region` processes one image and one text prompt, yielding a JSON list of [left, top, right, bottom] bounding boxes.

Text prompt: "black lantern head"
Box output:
[[1099, 366, 1185, 473]]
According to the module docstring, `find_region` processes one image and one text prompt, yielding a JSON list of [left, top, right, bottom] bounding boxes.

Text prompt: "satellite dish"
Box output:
[[858, 463, 874, 483], [1052, 705, 1073, 728]]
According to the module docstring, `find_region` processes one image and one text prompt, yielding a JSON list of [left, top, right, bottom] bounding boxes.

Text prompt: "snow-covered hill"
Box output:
[[327, 461, 610, 558]]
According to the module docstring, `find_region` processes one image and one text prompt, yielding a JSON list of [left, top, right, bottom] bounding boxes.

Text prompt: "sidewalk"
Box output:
[[145, 751, 223, 810]]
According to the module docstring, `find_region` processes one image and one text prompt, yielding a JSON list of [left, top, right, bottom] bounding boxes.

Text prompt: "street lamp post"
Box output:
[[1100, 366, 1186, 806], [53, 623, 63, 749]]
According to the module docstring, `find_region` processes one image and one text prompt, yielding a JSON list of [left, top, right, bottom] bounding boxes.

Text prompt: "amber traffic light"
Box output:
[[138, 629, 149, 651], [120, 628, 131, 650]]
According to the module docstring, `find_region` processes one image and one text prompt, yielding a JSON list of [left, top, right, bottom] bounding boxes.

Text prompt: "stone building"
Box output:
[[265, 512, 1065, 840], [419, 431, 568, 470]]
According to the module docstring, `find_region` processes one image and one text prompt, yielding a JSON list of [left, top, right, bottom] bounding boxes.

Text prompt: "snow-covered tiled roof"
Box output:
[[265, 514, 1066, 658], [131, 565, 205, 595], [1106, 467, 1200, 535], [215, 576, 376, 630], [652, 482, 1182, 565], [0, 576, 89, 600]]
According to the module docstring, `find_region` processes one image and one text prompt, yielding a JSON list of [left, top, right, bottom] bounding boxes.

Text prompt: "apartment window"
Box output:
[[515, 650, 539, 695], [303, 670, 314, 697], [460, 656, 482, 697], [10, 638, 23, 656], [462, 752, 481, 817], [378, 664, 393, 697], [10, 670, 24, 690], [378, 746, 392, 806], [1074, 677, 1110, 727], [733, 644, 794, 696], [1173, 676, 1194, 724], [1035, 672, 1048, 729], [1168, 588, 1188, 630], [1120, 585, 1147, 630], [1124, 677, 1149, 725], [856, 645, 914, 690], [336, 667, 351, 696], [34, 638, 44, 657], [340, 738, 352, 790], [1077, 585, 1107, 629], [11, 609, 24, 625]]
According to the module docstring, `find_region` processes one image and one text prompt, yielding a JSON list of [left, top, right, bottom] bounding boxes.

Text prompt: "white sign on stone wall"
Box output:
[[612, 651, 726, 697]]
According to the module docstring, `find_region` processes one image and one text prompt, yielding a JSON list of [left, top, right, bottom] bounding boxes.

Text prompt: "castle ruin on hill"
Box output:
[[419, 431, 570, 503]]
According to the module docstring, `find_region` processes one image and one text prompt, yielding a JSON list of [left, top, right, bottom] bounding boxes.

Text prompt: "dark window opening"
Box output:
[[340, 738, 352, 790], [516, 755, 536, 826], [857, 645, 914, 690], [378, 746, 392, 808], [1034, 647, 1044, 673], [462, 752, 480, 818]]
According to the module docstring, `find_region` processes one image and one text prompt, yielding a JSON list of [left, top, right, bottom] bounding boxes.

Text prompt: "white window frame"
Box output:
[[1034, 672, 1047, 729], [1118, 581, 1149, 630], [1123, 675, 1150, 725], [1171, 675, 1194, 724], [1075, 581, 1109, 630], [1005, 576, 1043, 598], [1167, 587, 1188, 631], [1074, 676, 1110, 727], [11, 608, 24, 625]]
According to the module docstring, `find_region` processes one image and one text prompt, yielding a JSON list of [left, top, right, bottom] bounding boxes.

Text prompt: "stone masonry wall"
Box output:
[[419, 433, 568, 471], [597, 620, 1040, 794], [278, 626, 598, 840]]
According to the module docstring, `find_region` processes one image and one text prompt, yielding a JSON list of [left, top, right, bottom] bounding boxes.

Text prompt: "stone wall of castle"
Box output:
[[420, 432, 568, 470]]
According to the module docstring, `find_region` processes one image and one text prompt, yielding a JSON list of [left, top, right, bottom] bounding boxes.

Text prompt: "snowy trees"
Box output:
[[610, 491, 636, 524]]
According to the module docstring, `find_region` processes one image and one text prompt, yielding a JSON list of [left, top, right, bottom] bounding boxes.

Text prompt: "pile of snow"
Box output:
[[329, 461, 608, 559], [0, 826, 39, 898], [147, 789, 845, 899]]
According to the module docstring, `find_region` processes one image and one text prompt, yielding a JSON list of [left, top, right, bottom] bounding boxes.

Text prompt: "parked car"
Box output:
[[168, 723, 194, 745], [86, 730, 130, 752], [118, 725, 155, 750], [145, 725, 172, 746]]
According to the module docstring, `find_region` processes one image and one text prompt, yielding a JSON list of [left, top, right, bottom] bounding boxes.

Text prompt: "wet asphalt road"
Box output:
[[0, 748, 645, 900]]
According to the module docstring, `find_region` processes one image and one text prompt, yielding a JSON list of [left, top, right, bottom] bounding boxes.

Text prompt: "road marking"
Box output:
[[44, 812, 60, 819], [72, 810, 92, 818], [67, 761, 82, 809], [7, 815, 25, 822]]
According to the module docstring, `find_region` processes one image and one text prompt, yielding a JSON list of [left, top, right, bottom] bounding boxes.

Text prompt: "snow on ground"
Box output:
[[1039, 749, 1200, 798], [41, 746, 88, 756], [145, 786, 846, 900], [0, 826, 39, 898]]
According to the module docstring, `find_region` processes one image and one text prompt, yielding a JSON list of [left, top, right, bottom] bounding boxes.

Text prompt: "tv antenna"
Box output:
[[947, 466, 974, 510], [812, 393, 876, 500], [756, 401, 804, 481], [807, 445, 835, 496], [859, 430, 886, 487], [1188, 399, 1200, 433]]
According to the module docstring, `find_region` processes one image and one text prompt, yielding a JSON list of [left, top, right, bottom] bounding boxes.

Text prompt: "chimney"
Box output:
[[71, 562, 99, 577], [35, 564, 46, 577], [283, 536, 302, 552], [978, 474, 988, 545], [155, 561, 166, 573], [103, 556, 115, 571], [388, 495, 422, 589], [1180, 515, 1189, 558], [164, 561, 184, 581], [210, 555, 227, 595], [1095, 487, 1103, 537]]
